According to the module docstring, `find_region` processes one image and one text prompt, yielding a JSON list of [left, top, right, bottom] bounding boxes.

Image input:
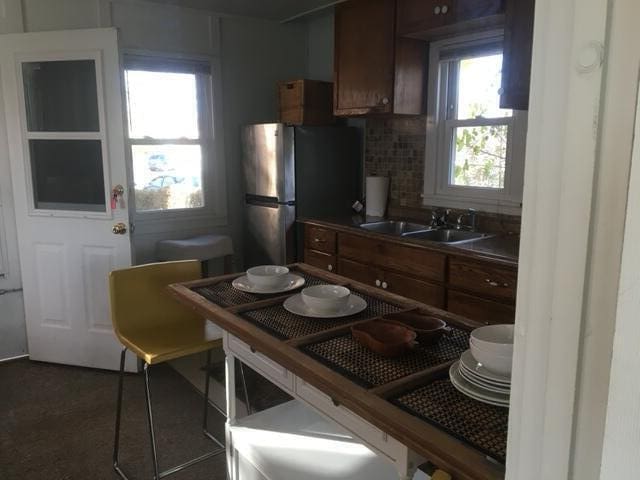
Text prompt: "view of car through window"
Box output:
[[124, 68, 205, 211]]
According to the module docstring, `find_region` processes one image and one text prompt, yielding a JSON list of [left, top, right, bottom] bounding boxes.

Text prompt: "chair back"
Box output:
[[109, 260, 202, 338]]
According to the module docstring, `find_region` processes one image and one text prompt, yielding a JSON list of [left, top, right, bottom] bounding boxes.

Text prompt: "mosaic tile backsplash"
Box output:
[[364, 116, 521, 234], [365, 117, 427, 208]]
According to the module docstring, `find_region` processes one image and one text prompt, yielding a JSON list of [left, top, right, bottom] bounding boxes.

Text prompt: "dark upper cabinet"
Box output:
[[397, 0, 504, 39], [334, 0, 426, 116], [500, 0, 535, 110]]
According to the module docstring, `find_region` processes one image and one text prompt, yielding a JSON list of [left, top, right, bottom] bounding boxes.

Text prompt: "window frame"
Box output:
[[423, 31, 527, 214], [122, 51, 227, 226]]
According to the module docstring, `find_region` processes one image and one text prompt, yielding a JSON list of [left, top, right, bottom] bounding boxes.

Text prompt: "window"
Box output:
[[423, 33, 526, 212], [124, 57, 213, 212]]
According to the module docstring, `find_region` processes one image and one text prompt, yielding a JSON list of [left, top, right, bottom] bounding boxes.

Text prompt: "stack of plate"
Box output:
[[449, 350, 510, 408]]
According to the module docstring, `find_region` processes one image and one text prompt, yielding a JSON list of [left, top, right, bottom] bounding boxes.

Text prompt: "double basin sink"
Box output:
[[359, 220, 493, 245]]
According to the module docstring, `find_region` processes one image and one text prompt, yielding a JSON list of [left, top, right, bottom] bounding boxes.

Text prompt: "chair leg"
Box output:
[[143, 363, 160, 480], [113, 347, 127, 478], [202, 350, 224, 448]]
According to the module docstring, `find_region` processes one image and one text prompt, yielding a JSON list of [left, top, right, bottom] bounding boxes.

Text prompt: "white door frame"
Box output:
[[507, 0, 640, 478], [599, 74, 640, 478]]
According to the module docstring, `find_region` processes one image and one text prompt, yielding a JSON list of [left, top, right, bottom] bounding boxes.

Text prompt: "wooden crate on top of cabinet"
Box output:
[[278, 79, 334, 125], [333, 0, 426, 116]]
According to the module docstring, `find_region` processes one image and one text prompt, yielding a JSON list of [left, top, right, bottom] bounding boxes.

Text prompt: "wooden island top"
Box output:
[[169, 263, 507, 480]]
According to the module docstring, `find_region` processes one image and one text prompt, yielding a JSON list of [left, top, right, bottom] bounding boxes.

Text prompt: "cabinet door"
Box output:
[[397, 0, 454, 36], [338, 258, 382, 287], [455, 0, 504, 22], [500, 0, 535, 109], [447, 290, 515, 324], [334, 0, 396, 115], [304, 249, 337, 273], [384, 272, 445, 308]]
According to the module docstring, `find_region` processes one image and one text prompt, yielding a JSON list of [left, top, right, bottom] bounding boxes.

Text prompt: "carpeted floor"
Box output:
[[0, 359, 227, 480]]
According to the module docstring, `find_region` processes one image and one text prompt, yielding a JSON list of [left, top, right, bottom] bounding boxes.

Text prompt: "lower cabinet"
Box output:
[[447, 289, 515, 324], [337, 258, 446, 309], [303, 223, 517, 324], [304, 248, 337, 273]]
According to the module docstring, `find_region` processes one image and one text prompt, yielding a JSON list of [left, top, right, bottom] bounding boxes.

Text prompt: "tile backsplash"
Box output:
[[364, 116, 521, 234], [364, 116, 426, 208]]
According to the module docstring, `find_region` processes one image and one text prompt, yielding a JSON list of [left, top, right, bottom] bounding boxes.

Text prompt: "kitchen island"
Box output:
[[169, 264, 507, 480]]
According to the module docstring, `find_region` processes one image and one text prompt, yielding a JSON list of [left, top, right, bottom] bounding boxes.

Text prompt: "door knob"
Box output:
[[112, 223, 127, 235]]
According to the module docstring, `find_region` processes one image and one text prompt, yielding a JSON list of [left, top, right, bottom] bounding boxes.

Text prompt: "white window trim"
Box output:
[[423, 30, 526, 215], [122, 49, 228, 228]]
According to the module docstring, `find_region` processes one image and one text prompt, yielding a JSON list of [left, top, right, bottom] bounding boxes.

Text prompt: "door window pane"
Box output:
[[29, 140, 106, 211], [125, 70, 199, 139], [131, 145, 203, 211], [22, 60, 99, 132], [451, 125, 508, 188]]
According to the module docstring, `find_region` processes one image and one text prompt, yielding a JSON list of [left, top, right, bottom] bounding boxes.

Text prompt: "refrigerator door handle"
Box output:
[[245, 194, 295, 208]]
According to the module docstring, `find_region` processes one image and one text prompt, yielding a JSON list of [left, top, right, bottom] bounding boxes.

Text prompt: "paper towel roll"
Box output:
[[366, 176, 389, 217]]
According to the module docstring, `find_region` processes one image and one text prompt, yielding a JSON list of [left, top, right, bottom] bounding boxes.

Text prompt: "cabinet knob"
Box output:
[[382, 281, 388, 289], [485, 279, 500, 287], [441, 5, 449, 14], [327, 264, 333, 271], [375, 279, 381, 287], [381, 97, 389, 105], [434, 5, 441, 14]]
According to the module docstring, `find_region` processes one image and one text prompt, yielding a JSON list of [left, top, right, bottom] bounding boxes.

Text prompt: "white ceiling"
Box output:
[[147, 0, 340, 21]]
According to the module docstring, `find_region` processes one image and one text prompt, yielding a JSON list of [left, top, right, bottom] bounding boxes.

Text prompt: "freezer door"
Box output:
[[241, 123, 295, 202], [244, 202, 296, 268]]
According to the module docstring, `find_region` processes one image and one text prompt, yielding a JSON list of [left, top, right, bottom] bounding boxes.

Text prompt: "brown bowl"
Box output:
[[383, 312, 449, 345], [351, 320, 417, 358]]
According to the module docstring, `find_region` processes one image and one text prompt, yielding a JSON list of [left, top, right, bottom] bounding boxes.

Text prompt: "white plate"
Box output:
[[460, 350, 511, 385], [283, 293, 367, 318], [232, 274, 305, 294], [458, 366, 511, 395], [449, 362, 510, 408], [459, 359, 512, 389]]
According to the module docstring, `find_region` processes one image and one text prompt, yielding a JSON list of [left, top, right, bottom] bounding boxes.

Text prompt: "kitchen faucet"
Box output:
[[456, 208, 477, 231], [430, 209, 451, 228]]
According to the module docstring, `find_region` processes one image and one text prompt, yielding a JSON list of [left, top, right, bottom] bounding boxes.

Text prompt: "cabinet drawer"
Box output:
[[338, 258, 380, 286], [305, 225, 337, 254], [338, 233, 446, 282], [304, 249, 337, 273], [447, 290, 515, 324], [225, 334, 294, 393], [448, 257, 517, 301], [385, 272, 445, 308], [295, 378, 405, 462]]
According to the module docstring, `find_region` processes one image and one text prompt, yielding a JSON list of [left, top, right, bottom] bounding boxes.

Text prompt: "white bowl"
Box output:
[[470, 342, 513, 377], [301, 285, 351, 313], [246, 265, 289, 288], [470, 324, 514, 356]]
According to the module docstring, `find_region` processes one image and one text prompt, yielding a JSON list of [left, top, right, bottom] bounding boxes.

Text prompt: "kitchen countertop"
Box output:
[[299, 216, 520, 268]]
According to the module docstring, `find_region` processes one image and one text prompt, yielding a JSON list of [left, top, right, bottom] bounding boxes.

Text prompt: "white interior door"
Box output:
[[0, 28, 134, 370]]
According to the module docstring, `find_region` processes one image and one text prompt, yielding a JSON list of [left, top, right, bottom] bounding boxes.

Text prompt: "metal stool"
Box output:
[[156, 234, 234, 276], [108, 260, 249, 479]]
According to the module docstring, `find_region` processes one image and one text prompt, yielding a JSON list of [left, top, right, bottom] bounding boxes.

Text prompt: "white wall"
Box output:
[[0, 0, 311, 359], [305, 10, 334, 81]]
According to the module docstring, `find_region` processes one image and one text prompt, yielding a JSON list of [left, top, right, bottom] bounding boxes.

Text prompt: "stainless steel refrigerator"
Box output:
[[241, 123, 361, 268]]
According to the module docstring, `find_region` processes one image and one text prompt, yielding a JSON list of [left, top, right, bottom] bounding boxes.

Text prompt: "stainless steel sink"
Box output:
[[402, 229, 494, 244], [359, 220, 432, 235]]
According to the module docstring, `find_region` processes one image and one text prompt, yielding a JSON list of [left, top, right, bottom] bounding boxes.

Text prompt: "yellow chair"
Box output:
[[108, 260, 225, 480]]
